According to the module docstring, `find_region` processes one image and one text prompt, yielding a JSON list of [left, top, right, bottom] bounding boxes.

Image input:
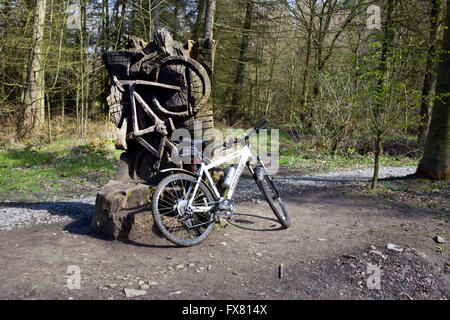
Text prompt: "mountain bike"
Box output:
[[104, 54, 211, 174], [151, 120, 290, 246]]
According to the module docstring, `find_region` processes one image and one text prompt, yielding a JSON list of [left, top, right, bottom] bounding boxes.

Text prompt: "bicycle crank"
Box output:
[[217, 199, 236, 220]]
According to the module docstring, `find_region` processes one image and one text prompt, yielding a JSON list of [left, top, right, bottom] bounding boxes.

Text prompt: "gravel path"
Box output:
[[0, 166, 417, 231], [234, 166, 417, 202], [0, 197, 95, 231], [277, 166, 417, 184]]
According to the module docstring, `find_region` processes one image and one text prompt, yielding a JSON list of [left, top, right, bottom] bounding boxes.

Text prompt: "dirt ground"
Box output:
[[0, 180, 448, 300]]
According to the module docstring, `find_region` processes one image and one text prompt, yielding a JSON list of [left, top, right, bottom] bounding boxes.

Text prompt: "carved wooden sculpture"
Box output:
[[91, 31, 217, 240]]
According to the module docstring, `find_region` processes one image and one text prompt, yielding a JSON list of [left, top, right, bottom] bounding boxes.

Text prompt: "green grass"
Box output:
[[223, 126, 418, 173], [378, 179, 449, 194], [273, 126, 420, 173], [355, 177, 449, 221], [0, 137, 123, 201], [279, 148, 418, 174], [0, 121, 423, 201]]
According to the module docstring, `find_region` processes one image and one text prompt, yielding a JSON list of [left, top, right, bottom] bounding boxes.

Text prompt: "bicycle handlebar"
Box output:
[[215, 120, 269, 151], [254, 120, 268, 132], [244, 119, 268, 140]]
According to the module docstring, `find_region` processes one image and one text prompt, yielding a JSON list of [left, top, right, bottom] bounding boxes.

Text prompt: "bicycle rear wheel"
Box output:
[[152, 57, 211, 117], [253, 166, 290, 229], [152, 173, 215, 246]]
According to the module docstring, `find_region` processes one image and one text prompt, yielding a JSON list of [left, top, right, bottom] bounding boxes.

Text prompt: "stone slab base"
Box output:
[[91, 180, 154, 240]]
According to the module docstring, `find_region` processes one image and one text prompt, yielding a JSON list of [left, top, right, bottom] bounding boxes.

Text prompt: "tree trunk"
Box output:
[[418, 0, 441, 146], [203, 0, 216, 39], [193, 0, 206, 39], [114, 0, 127, 49], [230, 0, 253, 120], [264, 35, 280, 118], [300, 1, 316, 113], [0, 58, 4, 99], [417, 0, 450, 180], [46, 91, 52, 143], [371, 132, 383, 189], [102, 0, 110, 112], [173, 0, 180, 40], [371, 0, 394, 189], [152, 0, 161, 32], [35, 62, 45, 130], [102, 0, 110, 50], [79, 0, 86, 138], [61, 87, 65, 119], [16, 0, 47, 140]]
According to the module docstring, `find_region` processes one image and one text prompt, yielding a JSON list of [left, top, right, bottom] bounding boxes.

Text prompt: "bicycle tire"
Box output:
[[152, 173, 215, 246], [253, 166, 290, 229], [152, 56, 211, 118]]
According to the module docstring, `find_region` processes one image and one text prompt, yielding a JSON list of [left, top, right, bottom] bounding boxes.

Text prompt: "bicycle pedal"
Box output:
[[227, 215, 238, 223]]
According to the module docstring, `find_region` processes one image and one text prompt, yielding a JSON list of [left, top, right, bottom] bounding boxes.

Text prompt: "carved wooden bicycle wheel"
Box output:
[[152, 56, 211, 118]]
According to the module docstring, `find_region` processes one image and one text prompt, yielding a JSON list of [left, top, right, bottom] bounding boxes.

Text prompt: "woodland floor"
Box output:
[[0, 167, 448, 301]]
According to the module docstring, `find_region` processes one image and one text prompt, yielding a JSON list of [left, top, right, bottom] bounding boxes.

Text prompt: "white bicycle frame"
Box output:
[[187, 144, 254, 213]]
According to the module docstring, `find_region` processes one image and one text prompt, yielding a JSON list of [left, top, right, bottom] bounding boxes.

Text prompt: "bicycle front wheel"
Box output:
[[152, 56, 211, 117], [253, 166, 290, 229], [152, 173, 215, 246]]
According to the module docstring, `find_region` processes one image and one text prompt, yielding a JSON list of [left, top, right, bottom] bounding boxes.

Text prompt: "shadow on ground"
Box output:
[[0, 200, 94, 234]]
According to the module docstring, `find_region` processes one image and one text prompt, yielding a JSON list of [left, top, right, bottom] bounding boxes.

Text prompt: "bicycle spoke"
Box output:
[[152, 173, 215, 246], [153, 57, 209, 117]]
